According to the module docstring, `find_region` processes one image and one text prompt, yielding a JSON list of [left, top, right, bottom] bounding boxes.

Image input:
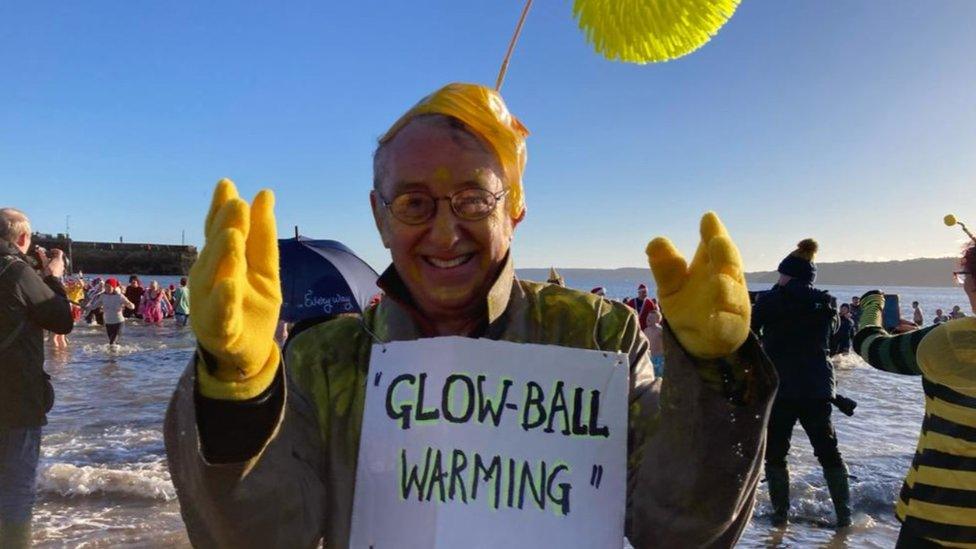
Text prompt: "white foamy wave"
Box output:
[[754, 470, 902, 524], [38, 462, 176, 501], [43, 426, 163, 458], [854, 477, 903, 513], [831, 352, 869, 370], [78, 342, 159, 356]]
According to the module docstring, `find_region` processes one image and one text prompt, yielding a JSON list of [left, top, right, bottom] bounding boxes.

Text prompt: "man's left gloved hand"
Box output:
[[646, 212, 751, 359]]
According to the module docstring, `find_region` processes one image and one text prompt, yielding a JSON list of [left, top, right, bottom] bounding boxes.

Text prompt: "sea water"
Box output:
[[31, 278, 970, 547], [36, 320, 190, 546]]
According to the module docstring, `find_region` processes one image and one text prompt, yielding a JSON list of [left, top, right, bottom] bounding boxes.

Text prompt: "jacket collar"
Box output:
[[374, 252, 516, 339], [775, 278, 812, 292], [0, 240, 26, 260]]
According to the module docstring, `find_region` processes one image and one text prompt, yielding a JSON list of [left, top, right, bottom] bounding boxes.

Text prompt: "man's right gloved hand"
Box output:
[[646, 212, 751, 359], [190, 179, 282, 401]]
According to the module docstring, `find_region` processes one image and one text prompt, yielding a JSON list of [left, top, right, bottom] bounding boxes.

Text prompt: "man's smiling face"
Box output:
[[371, 115, 520, 323]]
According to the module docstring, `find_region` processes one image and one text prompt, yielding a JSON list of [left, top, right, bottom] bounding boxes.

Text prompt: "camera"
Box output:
[[24, 245, 46, 272], [831, 394, 858, 417], [24, 245, 67, 274]]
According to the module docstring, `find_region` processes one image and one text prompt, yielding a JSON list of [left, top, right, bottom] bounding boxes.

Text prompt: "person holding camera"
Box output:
[[751, 239, 852, 528], [0, 208, 74, 547]]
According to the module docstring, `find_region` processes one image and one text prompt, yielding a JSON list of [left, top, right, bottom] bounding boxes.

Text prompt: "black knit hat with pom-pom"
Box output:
[[778, 238, 819, 284]]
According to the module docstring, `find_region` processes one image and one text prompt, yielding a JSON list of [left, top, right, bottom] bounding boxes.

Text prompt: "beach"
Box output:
[[30, 279, 966, 547]]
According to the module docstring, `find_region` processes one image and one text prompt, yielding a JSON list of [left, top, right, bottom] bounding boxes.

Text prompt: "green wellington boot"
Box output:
[[765, 465, 790, 526], [0, 521, 32, 549], [824, 466, 852, 528]]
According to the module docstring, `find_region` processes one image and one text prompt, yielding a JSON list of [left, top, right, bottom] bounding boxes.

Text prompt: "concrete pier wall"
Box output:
[[33, 233, 198, 275]]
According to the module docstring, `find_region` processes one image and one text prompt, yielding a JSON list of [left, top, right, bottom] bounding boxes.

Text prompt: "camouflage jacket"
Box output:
[[165, 257, 776, 548]]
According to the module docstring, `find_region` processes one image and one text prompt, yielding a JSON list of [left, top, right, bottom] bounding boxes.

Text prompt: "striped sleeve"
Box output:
[[853, 325, 936, 376]]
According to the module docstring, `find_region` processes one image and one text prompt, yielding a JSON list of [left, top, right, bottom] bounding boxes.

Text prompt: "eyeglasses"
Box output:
[[381, 188, 509, 225], [954, 271, 971, 285]]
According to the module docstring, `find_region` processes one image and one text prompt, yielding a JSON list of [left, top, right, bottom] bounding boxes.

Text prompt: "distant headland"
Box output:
[[518, 257, 961, 288]]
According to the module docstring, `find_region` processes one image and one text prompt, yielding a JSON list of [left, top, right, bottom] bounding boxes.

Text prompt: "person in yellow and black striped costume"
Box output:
[[853, 243, 976, 548]]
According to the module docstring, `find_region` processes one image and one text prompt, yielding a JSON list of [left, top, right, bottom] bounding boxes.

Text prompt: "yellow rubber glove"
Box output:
[[646, 212, 751, 359], [190, 179, 282, 400]]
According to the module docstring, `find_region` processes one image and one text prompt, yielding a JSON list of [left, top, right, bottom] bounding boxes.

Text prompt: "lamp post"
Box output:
[[65, 215, 73, 275]]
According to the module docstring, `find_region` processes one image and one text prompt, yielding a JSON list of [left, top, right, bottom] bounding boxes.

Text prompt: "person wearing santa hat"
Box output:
[[625, 283, 657, 330], [85, 278, 135, 346]]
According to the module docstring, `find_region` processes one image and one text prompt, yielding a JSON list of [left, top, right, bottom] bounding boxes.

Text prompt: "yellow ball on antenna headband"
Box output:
[[379, 83, 530, 219], [573, 0, 742, 64]]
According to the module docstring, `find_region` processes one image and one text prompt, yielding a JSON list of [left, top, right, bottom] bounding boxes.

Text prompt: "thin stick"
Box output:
[[958, 222, 976, 244], [495, 0, 534, 91]]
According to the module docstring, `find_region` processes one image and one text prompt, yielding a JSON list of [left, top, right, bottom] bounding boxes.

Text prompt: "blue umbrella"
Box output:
[[278, 236, 380, 323]]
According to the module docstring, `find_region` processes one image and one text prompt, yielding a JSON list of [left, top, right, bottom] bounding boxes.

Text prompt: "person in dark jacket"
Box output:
[[850, 295, 862, 326], [752, 238, 851, 528], [831, 303, 855, 356], [0, 208, 73, 548], [123, 275, 145, 319]]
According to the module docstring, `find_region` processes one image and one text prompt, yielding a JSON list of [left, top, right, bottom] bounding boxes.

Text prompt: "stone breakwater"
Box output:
[[33, 234, 197, 275]]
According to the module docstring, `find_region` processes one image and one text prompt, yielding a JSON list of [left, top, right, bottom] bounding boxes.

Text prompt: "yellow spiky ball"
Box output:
[[945, 214, 957, 227], [573, 0, 741, 64]]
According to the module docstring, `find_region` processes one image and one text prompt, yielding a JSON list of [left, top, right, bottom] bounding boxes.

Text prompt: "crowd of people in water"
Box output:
[[51, 274, 190, 348], [584, 281, 972, 372], [50, 266, 971, 364]]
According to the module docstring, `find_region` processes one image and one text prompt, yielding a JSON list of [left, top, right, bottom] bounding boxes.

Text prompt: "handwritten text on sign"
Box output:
[[349, 337, 629, 549]]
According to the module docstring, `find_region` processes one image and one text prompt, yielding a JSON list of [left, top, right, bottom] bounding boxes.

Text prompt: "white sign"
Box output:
[[349, 337, 629, 549]]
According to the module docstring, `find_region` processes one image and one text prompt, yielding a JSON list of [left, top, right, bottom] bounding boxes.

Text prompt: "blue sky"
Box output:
[[2, 1, 975, 271]]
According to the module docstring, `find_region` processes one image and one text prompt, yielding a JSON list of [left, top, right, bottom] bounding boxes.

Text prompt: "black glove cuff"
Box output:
[[194, 354, 284, 464]]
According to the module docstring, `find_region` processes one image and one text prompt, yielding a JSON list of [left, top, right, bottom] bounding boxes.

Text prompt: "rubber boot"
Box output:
[[824, 466, 852, 528], [766, 465, 790, 526], [0, 521, 32, 549]]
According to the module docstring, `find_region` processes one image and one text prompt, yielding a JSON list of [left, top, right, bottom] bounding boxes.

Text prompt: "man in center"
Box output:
[[165, 83, 776, 548]]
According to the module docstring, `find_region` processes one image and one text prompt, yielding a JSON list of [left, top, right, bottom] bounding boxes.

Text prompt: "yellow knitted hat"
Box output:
[[379, 83, 529, 219]]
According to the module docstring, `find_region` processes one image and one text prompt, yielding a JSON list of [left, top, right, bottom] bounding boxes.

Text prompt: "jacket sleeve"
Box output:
[[14, 264, 73, 335], [830, 304, 840, 335], [626, 323, 777, 548], [164, 355, 327, 548], [750, 297, 766, 337], [853, 316, 933, 377], [85, 294, 102, 315]]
